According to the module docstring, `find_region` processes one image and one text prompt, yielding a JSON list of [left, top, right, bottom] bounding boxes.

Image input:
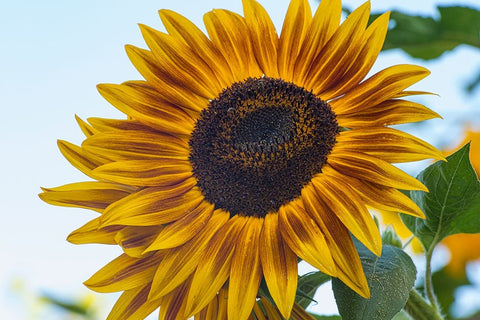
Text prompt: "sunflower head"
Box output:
[[40, 0, 444, 319], [190, 76, 339, 217]]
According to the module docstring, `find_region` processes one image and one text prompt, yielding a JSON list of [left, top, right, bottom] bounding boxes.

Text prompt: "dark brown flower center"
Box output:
[[189, 77, 338, 217]]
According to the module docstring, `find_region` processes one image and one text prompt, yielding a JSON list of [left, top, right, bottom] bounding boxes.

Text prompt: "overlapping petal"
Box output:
[[40, 1, 441, 319]]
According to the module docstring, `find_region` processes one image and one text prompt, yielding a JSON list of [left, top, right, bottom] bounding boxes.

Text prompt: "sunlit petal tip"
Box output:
[[43, 0, 441, 317]]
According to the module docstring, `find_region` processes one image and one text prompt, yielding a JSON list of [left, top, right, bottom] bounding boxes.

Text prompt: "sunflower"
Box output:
[[40, 0, 444, 319]]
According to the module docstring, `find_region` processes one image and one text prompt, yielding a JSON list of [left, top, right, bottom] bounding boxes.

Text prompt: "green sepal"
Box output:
[[296, 271, 331, 309]]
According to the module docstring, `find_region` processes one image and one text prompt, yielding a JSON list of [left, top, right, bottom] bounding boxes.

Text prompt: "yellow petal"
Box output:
[[124, 45, 207, 113], [278, 200, 336, 275], [204, 9, 262, 82], [106, 283, 160, 320], [300, 189, 369, 298], [159, 9, 235, 87], [185, 215, 248, 317], [100, 180, 199, 227], [310, 175, 382, 256], [328, 150, 428, 191], [75, 115, 98, 137], [96, 82, 195, 135], [115, 226, 163, 258], [146, 200, 214, 251], [139, 24, 223, 98], [260, 213, 297, 319], [335, 127, 445, 163], [333, 173, 425, 218], [291, 302, 317, 320], [149, 210, 229, 300], [39, 181, 133, 212], [158, 277, 191, 320], [228, 217, 263, 320], [277, 0, 312, 81], [57, 140, 106, 179], [305, 1, 370, 94], [84, 253, 163, 293], [294, 0, 341, 85], [337, 99, 442, 128], [67, 217, 121, 245], [92, 159, 192, 187], [83, 130, 189, 162], [87, 116, 158, 133], [242, 0, 279, 77], [252, 301, 267, 320], [331, 65, 430, 114], [259, 297, 283, 320], [321, 11, 390, 100]]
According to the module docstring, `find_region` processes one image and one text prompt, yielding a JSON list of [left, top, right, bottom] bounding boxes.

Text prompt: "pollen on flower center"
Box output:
[[189, 77, 339, 217]]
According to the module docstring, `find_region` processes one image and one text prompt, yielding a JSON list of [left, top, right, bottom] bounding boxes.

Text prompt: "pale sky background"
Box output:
[[1, 0, 479, 319]]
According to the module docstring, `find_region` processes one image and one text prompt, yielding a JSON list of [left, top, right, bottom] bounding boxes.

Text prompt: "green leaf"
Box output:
[[401, 143, 480, 251], [296, 271, 331, 309], [374, 6, 480, 60], [332, 241, 416, 320]]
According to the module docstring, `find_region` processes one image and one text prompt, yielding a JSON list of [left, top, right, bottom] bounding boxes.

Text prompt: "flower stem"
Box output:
[[404, 289, 444, 320], [425, 248, 440, 311]]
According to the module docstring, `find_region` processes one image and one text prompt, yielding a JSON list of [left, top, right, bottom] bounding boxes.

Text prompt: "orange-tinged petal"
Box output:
[[260, 213, 297, 319], [92, 158, 192, 187], [337, 99, 442, 128], [124, 45, 207, 114], [106, 283, 159, 320], [278, 200, 336, 275], [57, 140, 107, 179], [185, 215, 248, 317], [149, 211, 230, 300], [335, 127, 444, 163], [294, 0, 341, 85], [67, 218, 122, 245], [301, 186, 369, 298], [328, 151, 428, 191], [305, 1, 370, 94], [146, 200, 215, 251], [277, 0, 312, 81], [75, 115, 98, 137], [310, 175, 382, 256], [158, 276, 191, 320], [228, 217, 263, 320], [291, 302, 317, 320], [115, 226, 163, 258], [331, 65, 430, 114], [100, 180, 199, 227], [95, 82, 195, 135], [159, 9, 235, 87], [252, 302, 267, 320], [83, 130, 189, 162], [321, 11, 390, 99], [40, 181, 133, 213], [85, 252, 163, 293], [204, 9, 262, 82], [243, 0, 279, 77], [336, 173, 425, 218], [259, 297, 283, 320], [87, 116, 158, 133], [139, 24, 223, 99]]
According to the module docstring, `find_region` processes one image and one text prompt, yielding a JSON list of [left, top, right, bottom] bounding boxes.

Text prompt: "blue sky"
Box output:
[[1, 0, 479, 318]]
